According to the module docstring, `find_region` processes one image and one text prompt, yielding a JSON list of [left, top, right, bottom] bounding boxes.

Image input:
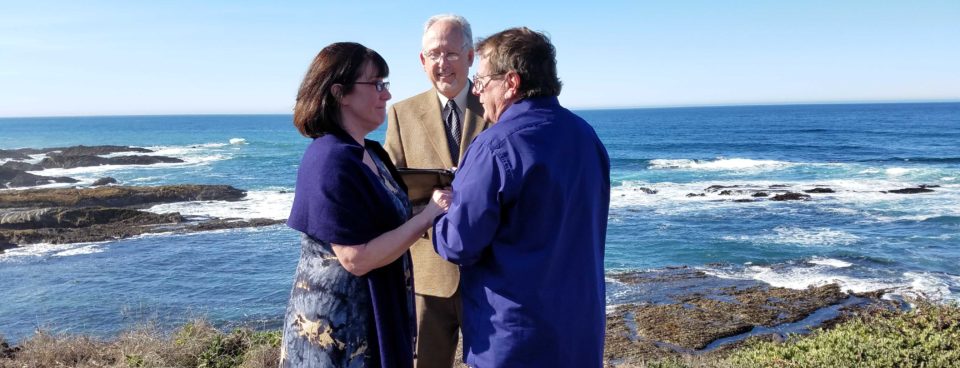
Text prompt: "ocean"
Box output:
[[1, 103, 958, 343]]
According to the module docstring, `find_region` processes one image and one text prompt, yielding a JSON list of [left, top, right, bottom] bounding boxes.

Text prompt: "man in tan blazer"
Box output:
[[385, 14, 488, 368]]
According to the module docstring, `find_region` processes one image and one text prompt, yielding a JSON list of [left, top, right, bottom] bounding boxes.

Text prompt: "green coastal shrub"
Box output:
[[724, 300, 960, 368]]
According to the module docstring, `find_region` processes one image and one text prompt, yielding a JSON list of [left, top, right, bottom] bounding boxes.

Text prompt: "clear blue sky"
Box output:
[[1, 0, 958, 117]]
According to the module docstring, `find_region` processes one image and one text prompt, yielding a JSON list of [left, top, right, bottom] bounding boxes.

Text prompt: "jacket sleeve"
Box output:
[[384, 105, 407, 168]]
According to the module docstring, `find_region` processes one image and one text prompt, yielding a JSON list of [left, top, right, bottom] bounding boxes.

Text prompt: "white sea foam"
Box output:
[[229, 138, 247, 145], [0, 241, 108, 262], [648, 158, 794, 172], [904, 271, 955, 299], [704, 264, 894, 294], [885, 167, 911, 176], [771, 226, 860, 246], [720, 227, 859, 247], [146, 189, 293, 220], [809, 257, 853, 268], [54, 244, 106, 257], [703, 264, 959, 301]]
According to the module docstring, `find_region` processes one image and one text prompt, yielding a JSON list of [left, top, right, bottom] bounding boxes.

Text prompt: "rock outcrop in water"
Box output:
[[0, 145, 183, 188], [0, 166, 78, 188], [0, 185, 283, 250], [38, 154, 183, 169], [646, 182, 939, 203], [0, 145, 286, 251]]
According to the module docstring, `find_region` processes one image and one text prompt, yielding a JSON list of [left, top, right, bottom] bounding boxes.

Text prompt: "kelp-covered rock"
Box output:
[[0, 207, 184, 230], [51, 145, 153, 156], [39, 154, 183, 169], [91, 177, 118, 186], [603, 268, 889, 366], [0, 184, 267, 245], [0, 185, 246, 209]]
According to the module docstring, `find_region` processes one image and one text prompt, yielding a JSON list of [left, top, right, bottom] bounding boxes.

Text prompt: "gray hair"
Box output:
[[423, 14, 473, 50]]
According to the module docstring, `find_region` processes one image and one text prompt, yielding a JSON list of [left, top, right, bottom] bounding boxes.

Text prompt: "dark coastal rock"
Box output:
[[604, 282, 854, 364], [39, 154, 183, 169], [638, 187, 658, 195], [705, 185, 739, 192], [0, 207, 183, 230], [733, 198, 757, 202], [1, 161, 43, 171], [0, 216, 284, 246], [718, 189, 749, 196], [92, 177, 118, 186], [603, 268, 898, 366], [0, 339, 20, 359], [185, 218, 286, 232], [0, 240, 16, 254], [0, 167, 78, 188], [0, 216, 181, 245], [686, 193, 705, 197], [0, 185, 256, 245], [0, 149, 36, 160], [770, 192, 811, 201], [51, 145, 152, 156], [769, 184, 790, 188], [804, 187, 835, 194], [0, 185, 246, 209], [883, 187, 934, 194], [752, 192, 769, 197]]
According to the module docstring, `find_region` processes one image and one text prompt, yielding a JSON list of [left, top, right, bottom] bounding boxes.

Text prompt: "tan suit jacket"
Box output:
[[385, 87, 487, 298]]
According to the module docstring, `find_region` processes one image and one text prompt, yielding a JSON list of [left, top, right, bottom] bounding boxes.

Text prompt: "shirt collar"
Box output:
[[436, 82, 470, 115], [498, 96, 561, 123]]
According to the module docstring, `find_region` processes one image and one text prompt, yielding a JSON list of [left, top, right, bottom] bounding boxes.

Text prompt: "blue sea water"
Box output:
[[1, 103, 959, 343]]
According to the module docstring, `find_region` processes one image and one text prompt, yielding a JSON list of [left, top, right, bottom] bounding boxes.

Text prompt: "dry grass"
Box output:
[[0, 320, 280, 368]]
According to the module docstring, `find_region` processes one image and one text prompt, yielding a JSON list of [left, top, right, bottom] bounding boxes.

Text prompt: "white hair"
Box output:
[[423, 14, 473, 49]]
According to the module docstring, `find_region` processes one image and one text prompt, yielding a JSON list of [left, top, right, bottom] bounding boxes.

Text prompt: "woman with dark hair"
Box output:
[[280, 42, 451, 368]]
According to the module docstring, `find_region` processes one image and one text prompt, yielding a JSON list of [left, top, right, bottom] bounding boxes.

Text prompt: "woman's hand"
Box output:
[[420, 188, 452, 218]]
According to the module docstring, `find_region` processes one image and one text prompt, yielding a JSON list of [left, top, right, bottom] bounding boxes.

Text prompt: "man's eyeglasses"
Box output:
[[423, 51, 462, 63], [472, 73, 504, 94], [353, 80, 390, 92]]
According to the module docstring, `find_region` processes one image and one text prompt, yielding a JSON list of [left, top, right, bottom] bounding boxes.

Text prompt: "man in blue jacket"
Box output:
[[433, 27, 610, 367]]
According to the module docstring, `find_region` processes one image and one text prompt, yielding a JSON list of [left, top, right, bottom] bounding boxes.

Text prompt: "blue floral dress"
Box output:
[[280, 142, 415, 368]]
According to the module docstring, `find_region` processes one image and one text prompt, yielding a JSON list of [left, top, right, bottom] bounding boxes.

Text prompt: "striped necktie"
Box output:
[[444, 99, 462, 165]]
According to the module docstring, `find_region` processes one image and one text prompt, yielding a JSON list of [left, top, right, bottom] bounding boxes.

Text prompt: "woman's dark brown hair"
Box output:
[[293, 42, 389, 138]]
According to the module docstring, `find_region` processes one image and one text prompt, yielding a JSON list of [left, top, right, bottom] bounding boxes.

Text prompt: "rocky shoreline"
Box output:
[[0, 145, 284, 251], [0, 145, 910, 363], [601, 267, 897, 365]]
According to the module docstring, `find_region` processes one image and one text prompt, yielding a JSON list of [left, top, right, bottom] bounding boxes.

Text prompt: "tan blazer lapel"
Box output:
[[413, 92, 455, 169], [459, 90, 488, 161]]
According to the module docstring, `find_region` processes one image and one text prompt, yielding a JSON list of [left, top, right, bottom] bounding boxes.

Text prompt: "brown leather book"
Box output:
[[396, 168, 454, 213]]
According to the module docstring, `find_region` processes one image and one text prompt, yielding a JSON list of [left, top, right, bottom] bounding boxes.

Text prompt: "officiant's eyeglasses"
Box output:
[[472, 73, 504, 94], [423, 51, 462, 63], [353, 80, 390, 92]]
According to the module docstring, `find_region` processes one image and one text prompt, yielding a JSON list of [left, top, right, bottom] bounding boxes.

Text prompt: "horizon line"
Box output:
[[2, 99, 958, 119]]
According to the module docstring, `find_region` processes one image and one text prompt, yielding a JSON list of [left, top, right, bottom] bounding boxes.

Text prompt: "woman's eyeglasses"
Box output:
[[354, 81, 390, 92]]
